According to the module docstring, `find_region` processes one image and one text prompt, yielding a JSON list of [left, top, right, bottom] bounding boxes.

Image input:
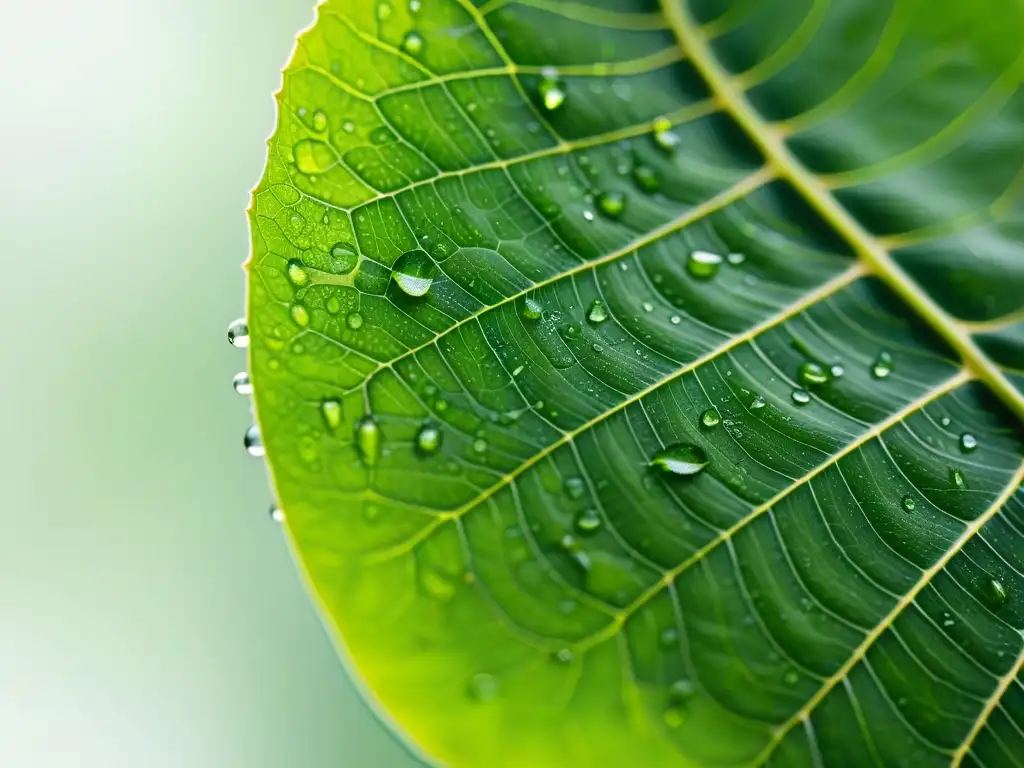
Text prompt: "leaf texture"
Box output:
[[245, 0, 1024, 765]]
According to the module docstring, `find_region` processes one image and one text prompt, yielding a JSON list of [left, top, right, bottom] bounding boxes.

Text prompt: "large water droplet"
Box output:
[[286, 259, 309, 287], [597, 190, 626, 218], [959, 433, 977, 453], [791, 388, 811, 406], [416, 422, 442, 455], [650, 444, 708, 477], [798, 361, 829, 388], [321, 399, 343, 430], [687, 250, 722, 280], [355, 416, 381, 468], [587, 299, 608, 324], [227, 318, 249, 348], [872, 351, 893, 379], [986, 578, 1007, 608], [901, 495, 916, 512], [402, 31, 424, 55], [346, 311, 364, 330], [522, 297, 543, 320], [244, 425, 264, 457], [750, 395, 766, 410], [392, 249, 436, 297], [330, 242, 359, 274], [538, 68, 566, 111], [290, 304, 310, 327], [700, 408, 720, 429], [469, 673, 499, 702], [232, 372, 252, 395]]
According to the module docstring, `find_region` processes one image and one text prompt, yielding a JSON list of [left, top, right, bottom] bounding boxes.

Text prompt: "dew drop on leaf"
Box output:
[[670, 315, 681, 325], [355, 415, 381, 468], [554, 648, 574, 664], [401, 31, 424, 55], [232, 371, 252, 395], [311, 110, 327, 132], [901, 495, 916, 512], [587, 299, 608, 324], [652, 116, 679, 152], [416, 422, 443, 455], [346, 311, 364, 330], [650, 444, 708, 477], [522, 297, 543, 320], [376, 1, 392, 20], [940, 416, 951, 427], [782, 669, 799, 685], [798, 361, 829, 387], [326, 296, 341, 314], [227, 318, 249, 348], [659, 628, 678, 647], [321, 399, 343, 430], [597, 190, 626, 218], [687, 250, 722, 280], [871, 351, 893, 379], [330, 242, 359, 274], [469, 673, 499, 703], [959, 433, 977, 453], [537, 68, 566, 111], [244, 425, 264, 457], [269, 505, 285, 523], [700, 408, 720, 429], [575, 508, 601, 534], [727, 252, 746, 265], [472, 438, 488, 454], [750, 395, 766, 410], [562, 322, 581, 340], [392, 249, 436, 297], [632, 165, 660, 192], [791, 388, 811, 406], [286, 258, 309, 287], [290, 304, 310, 327], [830, 363, 845, 378], [409, 0, 421, 12], [986, 578, 1007, 608], [950, 467, 966, 489], [564, 477, 585, 499]]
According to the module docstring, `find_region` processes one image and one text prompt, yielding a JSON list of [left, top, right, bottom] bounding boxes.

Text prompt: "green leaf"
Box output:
[[244, 0, 1024, 765]]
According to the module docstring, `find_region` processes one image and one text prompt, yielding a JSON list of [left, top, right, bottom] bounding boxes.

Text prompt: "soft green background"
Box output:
[[0, 1, 420, 766]]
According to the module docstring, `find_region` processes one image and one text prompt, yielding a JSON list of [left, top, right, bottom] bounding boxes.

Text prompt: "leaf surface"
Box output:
[[246, 0, 1024, 765]]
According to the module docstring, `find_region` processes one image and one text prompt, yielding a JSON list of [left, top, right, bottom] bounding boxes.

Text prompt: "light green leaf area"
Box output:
[[245, 0, 1024, 765]]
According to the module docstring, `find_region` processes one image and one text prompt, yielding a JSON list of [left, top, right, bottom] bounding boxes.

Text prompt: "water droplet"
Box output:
[[244, 425, 264, 457], [376, 1, 392, 20], [342, 120, 355, 134], [663, 705, 685, 729], [392, 249, 436, 297], [597, 190, 626, 218], [687, 250, 722, 280], [330, 242, 359, 274], [782, 669, 800, 685], [469, 673, 499, 702], [901, 495, 916, 512], [986, 578, 1007, 608], [346, 311, 364, 330], [575, 508, 601, 534], [472, 438, 487, 454], [750, 395, 766, 410], [290, 304, 310, 327], [409, 0, 421, 12], [232, 372, 252, 395], [286, 258, 309, 287], [632, 165, 660, 192], [830, 363, 845, 378], [670, 315, 681, 325], [871, 351, 893, 379], [522, 297, 543, 320], [538, 69, 566, 111], [512, 365, 524, 377], [652, 116, 679, 152], [587, 299, 608, 324], [311, 110, 327, 132], [950, 468, 966, 489], [227, 318, 249, 348], [564, 477, 585, 499], [959, 433, 977, 453], [642, 301, 654, 313], [582, 209, 595, 222], [326, 296, 341, 314], [269, 505, 285, 523], [659, 628, 678, 647], [700, 408, 720, 429], [554, 647, 574, 664], [421, 569, 455, 601], [562, 322, 581, 340], [321, 399, 343, 430], [402, 31, 424, 56], [650, 444, 708, 477], [940, 416, 951, 427], [355, 416, 381, 468], [798, 361, 829, 387], [727, 252, 746, 265], [791, 389, 811, 406], [416, 422, 442, 454]]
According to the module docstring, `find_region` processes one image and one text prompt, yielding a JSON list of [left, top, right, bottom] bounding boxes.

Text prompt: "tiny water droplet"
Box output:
[[321, 399, 343, 430], [376, 1, 392, 20], [409, 0, 421, 12], [798, 361, 829, 387], [987, 578, 1007, 608], [687, 250, 722, 280], [469, 673, 499, 702], [342, 120, 355, 134], [392, 249, 436, 297], [244, 425, 264, 457], [564, 477, 585, 499], [312, 110, 327, 132], [326, 296, 341, 314], [652, 116, 679, 152], [582, 209, 595, 222], [232, 372, 252, 395], [750, 395, 766, 410], [700, 408, 720, 429], [416, 422, 442, 454], [651, 444, 708, 477], [727, 252, 746, 265], [782, 669, 799, 685], [871, 351, 893, 379], [940, 416, 951, 427], [290, 304, 310, 327], [670, 315, 681, 325], [950, 468, 966, 489], [402, 31, 424, 55], [642, 301, 654, 313], [269, 505, 285, 523], [575, 508, 601, 534], [664, 706, 685, 729], [286, 259, 309, 287], [472, 438, 487, 454], [355, 416, 381, 468], [538, 68, 566, 111], [659, 628, 678, 647], [830, 363, 845, 378], [597, 190, 626, 218], [346, 311, 364, 330], [901, 495, 916, 512], [791, 389, 811, 406], [554, 647, 575, 664], [632, 165, 660, 192], [959, 433, 977, 453], [587, 299, 608, 324], [522, 297, 543, 320], [227, 318, 249, 348], [562, 322, 581, 340]]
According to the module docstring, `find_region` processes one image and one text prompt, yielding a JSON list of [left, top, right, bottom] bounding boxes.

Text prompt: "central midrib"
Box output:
[[661, 0, 1024, 426]]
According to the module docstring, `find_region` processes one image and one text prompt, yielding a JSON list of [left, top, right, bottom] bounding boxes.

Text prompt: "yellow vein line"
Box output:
[[734, 0, 831, 90], [756, 460, 1024, 765], [577, 367, 972, 651], [350, 164, 769, 392], [951, 639, 1024, 767], [963, 310, 1024, 335], [478, 0, 668, 31], [363, 260, 865, 564], [663, 0, 1024, 426]]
